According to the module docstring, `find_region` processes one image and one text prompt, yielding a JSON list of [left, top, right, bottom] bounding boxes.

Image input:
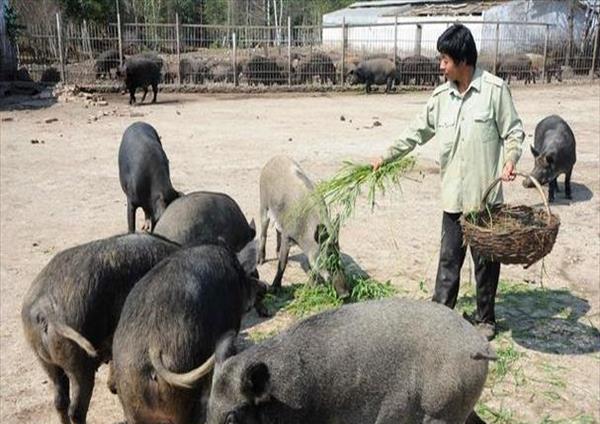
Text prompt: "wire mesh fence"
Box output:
[[13, 14, 600, 91]]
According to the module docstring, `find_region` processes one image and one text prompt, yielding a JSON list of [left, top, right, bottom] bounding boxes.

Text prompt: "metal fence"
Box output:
[[13, 14, 600, 90]]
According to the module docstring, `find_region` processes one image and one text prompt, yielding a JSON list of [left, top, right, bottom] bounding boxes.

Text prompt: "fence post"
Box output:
[[287, 16, 292, 86], [590, 21, 599, 79], [341, 17, 346, 85], [493, 22, 500, 75], [82, 20, 93, 60], [175, 13, 181, 85], [56, 13, 66, 84], [116, 0, 123, 67], [542, 24, 549, 83], [414, 24, 422, 56], [232, 31, 238, 86], [393, 15, 398, 65]]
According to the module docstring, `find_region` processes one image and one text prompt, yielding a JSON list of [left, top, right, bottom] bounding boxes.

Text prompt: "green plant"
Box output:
[[284, 282, 342, 317], [316, 156, 416, 219], [287, 155, 416, 296], [280, 276, 397, 318], [247, 329, 278, 343], [4, 3, 25, 44], [475, 402, 520, 423], [489, 337, 524, 385], [350, 277, 396, 302]]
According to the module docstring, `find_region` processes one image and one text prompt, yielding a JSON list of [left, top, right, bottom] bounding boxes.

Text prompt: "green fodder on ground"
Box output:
[[260, 276, 397, 318]]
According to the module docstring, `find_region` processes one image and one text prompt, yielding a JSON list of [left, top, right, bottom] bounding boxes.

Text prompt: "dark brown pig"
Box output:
[[21, 233, 179, 424]]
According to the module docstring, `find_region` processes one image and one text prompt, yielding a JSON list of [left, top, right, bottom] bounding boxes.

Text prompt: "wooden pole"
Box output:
[[287, 16, 291, 86], [393, 15, 398, 65], [176, 13, 181, 84], [233, 31, 238, 86], [56, 13, 66, 83], [542, 24, 549, 83], [341, 17, 346, 85], [493, 22, 500, 75], [116, 0, 123, 67]]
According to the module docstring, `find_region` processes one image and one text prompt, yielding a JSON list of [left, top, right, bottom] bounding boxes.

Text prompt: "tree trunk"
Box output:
[[566, 0, 575, 66], [1, 0, 18, 80]]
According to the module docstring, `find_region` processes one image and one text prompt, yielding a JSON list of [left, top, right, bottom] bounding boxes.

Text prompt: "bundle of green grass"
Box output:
[[288, 155, 416, 303], [316, 156, 416, 220]]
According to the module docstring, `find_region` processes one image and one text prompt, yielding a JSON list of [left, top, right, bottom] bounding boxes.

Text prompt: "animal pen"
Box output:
[[14, 12, 600, 90]]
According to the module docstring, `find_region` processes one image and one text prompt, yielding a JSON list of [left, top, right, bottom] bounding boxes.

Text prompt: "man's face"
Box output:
[[439, 53, 459, 81]]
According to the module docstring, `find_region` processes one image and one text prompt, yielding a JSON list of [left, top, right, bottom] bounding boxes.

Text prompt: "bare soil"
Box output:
[[1, 82, 599, 423]]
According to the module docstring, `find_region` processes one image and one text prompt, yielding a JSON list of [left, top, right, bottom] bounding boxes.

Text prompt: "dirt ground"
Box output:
[[1, 82, 599, 423]]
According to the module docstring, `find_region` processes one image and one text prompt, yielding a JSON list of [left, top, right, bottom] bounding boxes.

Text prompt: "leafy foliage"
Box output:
[[3, 2, 25, 43], [26, 0, 355, 25], [283, 276, 397, 318]]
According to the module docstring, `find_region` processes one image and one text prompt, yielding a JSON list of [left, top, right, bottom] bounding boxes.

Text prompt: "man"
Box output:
[[373, 24, 525, 340]]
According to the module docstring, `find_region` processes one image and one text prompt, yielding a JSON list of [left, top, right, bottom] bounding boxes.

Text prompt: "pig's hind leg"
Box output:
[[65, 364, 96, 424], [39, 361, 70, 424]]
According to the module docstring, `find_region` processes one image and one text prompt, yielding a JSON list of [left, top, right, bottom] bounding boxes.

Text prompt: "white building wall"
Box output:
[[323, 16, 485, 59]]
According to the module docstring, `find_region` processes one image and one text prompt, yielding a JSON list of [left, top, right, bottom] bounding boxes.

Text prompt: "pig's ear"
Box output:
[[530, 145, 540, 157], [241, 362, 271, 404], [236, 239, 258, 276], [248, 219, 257, 239], [215, 331, 237, 364]]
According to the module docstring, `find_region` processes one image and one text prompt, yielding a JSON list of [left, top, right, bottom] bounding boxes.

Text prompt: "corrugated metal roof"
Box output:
[[389, 2, 502, 17], [349, 0, 457, 8], [323, 1, 500, 25]]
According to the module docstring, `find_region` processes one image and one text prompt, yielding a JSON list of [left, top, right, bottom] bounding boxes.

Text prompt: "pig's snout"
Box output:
[[522, 177, 535, 188]]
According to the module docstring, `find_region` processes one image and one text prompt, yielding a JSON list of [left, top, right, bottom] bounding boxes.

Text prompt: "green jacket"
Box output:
[[386, 68, 525, 213]]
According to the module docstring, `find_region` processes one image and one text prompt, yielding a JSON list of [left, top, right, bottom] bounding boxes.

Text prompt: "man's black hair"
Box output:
[[437, 24, 477, 67]]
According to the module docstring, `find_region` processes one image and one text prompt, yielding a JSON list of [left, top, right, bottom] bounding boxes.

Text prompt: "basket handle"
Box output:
[[480, 172, 552, 225]]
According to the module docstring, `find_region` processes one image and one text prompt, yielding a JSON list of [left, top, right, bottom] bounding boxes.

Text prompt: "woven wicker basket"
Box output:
[[461, 173, 560, 268]]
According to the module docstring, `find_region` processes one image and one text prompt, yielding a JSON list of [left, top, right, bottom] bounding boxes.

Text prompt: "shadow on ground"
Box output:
[[528, 181, 593, 206], [0, 94, 57, 111], [458, 282, 600, 354]]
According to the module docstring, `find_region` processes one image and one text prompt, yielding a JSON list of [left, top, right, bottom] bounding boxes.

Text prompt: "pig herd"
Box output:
[[92, 48, 573, 105], [22, 110, 576, 424]]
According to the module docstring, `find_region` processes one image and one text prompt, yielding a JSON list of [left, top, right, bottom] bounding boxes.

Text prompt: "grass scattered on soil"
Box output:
[[261, 276, 397, 318], [475, 402, 519, 424]]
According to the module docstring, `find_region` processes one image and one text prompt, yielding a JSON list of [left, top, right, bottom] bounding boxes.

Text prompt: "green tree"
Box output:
[[58, 0, 115, 22]]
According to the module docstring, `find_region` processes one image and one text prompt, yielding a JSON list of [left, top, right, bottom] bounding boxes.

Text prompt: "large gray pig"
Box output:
[[347, 58, 398, 93], [111, 243, 267, 424], [153, 191, 269, 316], [523, 115, 576, 202], [258, 156, 349, 298], [118, 121, 181, 233], [21, 233, 179, 424], [154, 191, 256, 252], [207, 298, 495, 424]]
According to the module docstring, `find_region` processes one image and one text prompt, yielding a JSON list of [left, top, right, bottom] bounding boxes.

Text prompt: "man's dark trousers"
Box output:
[[432, 211, 501, 324]]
